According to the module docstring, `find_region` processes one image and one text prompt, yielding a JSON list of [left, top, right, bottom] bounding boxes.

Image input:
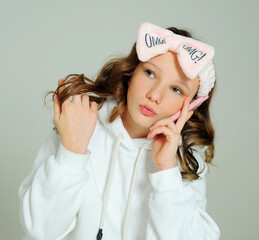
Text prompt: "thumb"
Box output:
[[53, 94, 60, 121]]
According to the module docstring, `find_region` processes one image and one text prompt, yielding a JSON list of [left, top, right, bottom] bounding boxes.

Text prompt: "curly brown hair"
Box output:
[[43, 26, 216, 181]]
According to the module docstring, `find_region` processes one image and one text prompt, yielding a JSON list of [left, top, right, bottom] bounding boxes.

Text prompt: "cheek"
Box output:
[[128, 77, 147, 96], [161, 97, 184, 117]]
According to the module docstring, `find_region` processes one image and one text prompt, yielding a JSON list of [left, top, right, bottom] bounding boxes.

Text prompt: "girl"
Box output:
[[18, 22, 221, 240]]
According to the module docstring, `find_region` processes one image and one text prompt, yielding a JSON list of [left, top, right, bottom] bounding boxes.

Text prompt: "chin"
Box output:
[[135, 112, 156, 128]]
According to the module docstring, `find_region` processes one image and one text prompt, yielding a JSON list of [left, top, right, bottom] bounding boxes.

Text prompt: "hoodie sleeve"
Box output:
[[18, 130, 92, 240], [146, 147, 221, 240]]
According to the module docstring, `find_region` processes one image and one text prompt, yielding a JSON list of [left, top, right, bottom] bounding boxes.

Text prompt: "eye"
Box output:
[[171, 87, 183, 95], [145, 69, 156, 79]]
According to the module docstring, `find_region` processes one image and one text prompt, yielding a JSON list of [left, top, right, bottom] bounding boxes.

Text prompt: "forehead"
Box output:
[[145, 52, 180, 73]]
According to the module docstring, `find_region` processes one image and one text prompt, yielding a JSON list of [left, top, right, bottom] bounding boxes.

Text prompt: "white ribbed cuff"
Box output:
[[148, 166, 184, 192], [55, 142, 91, 174]]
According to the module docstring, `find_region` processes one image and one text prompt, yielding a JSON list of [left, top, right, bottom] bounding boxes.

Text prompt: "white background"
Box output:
[[0, 0, 258, 239]]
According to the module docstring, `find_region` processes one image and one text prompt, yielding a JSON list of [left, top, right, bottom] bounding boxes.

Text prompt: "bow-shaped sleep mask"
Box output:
[[136, 22, 216, 98]]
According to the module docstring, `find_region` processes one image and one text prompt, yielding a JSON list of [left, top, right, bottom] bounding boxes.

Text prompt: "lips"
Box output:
[[140, 104, 157, 115]]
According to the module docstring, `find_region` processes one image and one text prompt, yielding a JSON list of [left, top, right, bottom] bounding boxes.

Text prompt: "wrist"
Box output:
[[156, 162, 176, 172], [61, 141, 88, 154]]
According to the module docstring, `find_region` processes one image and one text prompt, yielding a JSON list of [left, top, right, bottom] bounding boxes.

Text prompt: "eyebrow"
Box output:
[[174, 80, 191, 92], [145, 62, 161, 71], [144, 62, 192, 92]]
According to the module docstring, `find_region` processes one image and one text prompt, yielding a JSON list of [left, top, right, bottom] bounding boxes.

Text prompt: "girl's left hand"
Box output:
[[147, 96, 194, 171]]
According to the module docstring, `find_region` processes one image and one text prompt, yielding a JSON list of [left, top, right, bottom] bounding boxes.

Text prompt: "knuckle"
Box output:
[[63, 102, 71, 112], [82, 95, 90, 104], [75, 105, 83, 113], [63, 101, 69, 108], [91, 101, 98, 108], [82, 94, 89, 99], [63, 98, 70, 105]]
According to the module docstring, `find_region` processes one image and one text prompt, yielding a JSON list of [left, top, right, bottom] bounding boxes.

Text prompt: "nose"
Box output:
[[146, 83, 164, 104]]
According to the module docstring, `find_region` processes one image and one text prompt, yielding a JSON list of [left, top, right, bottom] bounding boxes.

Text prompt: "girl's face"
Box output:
[[121, 51, 199, 139]]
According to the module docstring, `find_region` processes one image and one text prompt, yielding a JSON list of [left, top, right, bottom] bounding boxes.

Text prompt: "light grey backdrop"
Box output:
[[1, 0, 258, 239]]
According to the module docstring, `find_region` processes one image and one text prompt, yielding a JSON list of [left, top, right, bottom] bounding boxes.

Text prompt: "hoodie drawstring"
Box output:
[[97, 132, 122, 240], [97, 132, 149, 240], [122, 139, 148, 240]]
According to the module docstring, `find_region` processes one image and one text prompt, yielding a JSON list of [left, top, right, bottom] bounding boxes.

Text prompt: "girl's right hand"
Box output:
[[53, 79, 98, 154]]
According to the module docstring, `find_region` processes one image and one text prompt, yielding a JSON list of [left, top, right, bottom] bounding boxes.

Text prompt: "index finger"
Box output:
[[175, 96, 191, 130], [53, 94, 61, 122]]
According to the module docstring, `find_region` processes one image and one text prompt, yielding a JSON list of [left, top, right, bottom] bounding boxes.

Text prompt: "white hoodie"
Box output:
[[18, 96, 221, 240]]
